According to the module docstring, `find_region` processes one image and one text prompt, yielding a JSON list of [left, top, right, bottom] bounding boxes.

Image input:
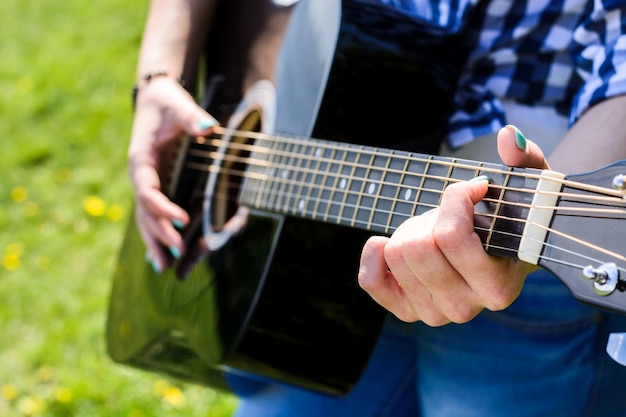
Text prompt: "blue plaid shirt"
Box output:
[[378, 0, 626, 148]]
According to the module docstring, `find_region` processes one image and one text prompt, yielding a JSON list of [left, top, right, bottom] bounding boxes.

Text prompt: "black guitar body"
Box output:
[[107, 0, 466, 396]]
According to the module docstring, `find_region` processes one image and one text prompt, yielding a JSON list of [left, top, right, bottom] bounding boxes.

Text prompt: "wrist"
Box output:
[[131, 69, 184, 110]]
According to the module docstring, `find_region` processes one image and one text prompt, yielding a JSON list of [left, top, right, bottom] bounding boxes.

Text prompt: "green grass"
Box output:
[[0, 1, 237, 415]]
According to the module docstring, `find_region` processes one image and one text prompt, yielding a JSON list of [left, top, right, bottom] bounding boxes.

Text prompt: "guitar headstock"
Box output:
[[538, 160, 626, 314]]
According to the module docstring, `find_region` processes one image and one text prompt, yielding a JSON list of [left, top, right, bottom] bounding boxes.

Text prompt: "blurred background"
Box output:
[[0, 0, 236, 415]]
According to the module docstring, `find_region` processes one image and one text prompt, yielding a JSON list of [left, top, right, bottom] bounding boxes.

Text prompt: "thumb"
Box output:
[[151, 80, 220, 137], [497, 125, 550, 170], [174, 95, 220, 136]]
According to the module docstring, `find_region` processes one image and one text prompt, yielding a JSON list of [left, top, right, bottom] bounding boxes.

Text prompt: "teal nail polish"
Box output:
[[506, 125, 527, 151], [169, 245, 181, 259], [469, 175, 491, 183], [145, 252, 162, 274], [172, 219, 185, 229], [198, 118, 217, 131]]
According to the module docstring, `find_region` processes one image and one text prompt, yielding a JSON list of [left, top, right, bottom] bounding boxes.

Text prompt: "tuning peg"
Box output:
[[582, 263, 619, 296], [612, 174, 626, 192]]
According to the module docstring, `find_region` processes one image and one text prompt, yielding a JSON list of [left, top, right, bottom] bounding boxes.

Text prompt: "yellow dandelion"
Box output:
[[3, 254, 20, 271], [106, 204, 124, 221], [10, 186, 28, 203], [16, 395, 44, 416], [1, 384, 18, 400], [54, 387, 72, 404], [162, 386, 186, 408], [84, 196, 106, 217], [6, 243, 23, 257]]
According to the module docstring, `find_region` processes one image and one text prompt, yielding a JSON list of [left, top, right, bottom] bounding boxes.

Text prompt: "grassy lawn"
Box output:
[[0, 0, 237, 415]]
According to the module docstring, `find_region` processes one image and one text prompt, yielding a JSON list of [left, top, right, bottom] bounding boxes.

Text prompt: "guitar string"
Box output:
[[187, 149, 626, 213], [177, 132, 626, 271], [184, 134, 626, 227], [195, 167, 623, 273], [186, 135, 626, 212], [185, 161, 626, 271], [185, 132, 622, 245], [207, 126, 626, 200]]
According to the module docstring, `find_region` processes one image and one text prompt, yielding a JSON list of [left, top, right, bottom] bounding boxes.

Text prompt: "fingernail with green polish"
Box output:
[[169, 246, 181, 259], [198, 118, 217, 131], [469, 175, 491, 183], [506, 125, 527, 151], [172, 219, 185, 229]]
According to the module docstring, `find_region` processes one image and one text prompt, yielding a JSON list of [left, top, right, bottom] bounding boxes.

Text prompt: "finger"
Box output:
[[435, 179, 524, 311], [497, 125, 550, 169], [136, 202, 185, 268], [382, 214, 449, 324], [129, 147, 188, 263], [369, 213, 452, 325], [136, 206, 173, 274], [128, 150, 189, 224], [358, 235, 420, 321], [400, 189, 486, 323]]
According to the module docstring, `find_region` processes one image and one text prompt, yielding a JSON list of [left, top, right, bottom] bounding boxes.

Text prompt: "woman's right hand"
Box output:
[[127, 76, 218, 273]]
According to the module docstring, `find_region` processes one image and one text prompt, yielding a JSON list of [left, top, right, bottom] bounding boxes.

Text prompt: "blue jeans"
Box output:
[[230, 269, 626, 416]]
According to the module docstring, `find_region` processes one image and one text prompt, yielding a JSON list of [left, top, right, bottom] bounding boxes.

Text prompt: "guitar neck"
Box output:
[[239, 134, 544, 259]]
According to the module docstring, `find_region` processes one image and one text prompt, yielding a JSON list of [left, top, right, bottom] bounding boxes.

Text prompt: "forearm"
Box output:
[[549, 95, 626, 174], [136, 0, 218, 84]]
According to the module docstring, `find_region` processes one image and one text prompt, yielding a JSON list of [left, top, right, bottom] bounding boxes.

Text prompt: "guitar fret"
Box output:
[[421, 158, 449, 212], [413, 155, 433, 216], [349, 150, 377, 227], [275, 141, 294, 212], [385, 154, 410, 234], [336, 147, 363, 225], [437, 161, 455, 207], [302, 145, 325, 218], [292, 143, 315, 216], [383, 154, 429, 231], [313, 145, 337, 221], [240, 139, 260, 207], [365, 152, 393, 231], [255, 139, 280, 210], [323, 147, 350, 222], [284, 141, 303, 214], [484, 171, 512, 251]]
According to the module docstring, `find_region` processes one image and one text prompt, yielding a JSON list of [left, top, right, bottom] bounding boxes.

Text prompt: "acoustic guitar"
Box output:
[[106, 0, 626, 397]]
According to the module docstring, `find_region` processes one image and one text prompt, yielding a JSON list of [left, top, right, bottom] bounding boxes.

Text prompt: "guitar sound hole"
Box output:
[[212, 109, 262, 231]]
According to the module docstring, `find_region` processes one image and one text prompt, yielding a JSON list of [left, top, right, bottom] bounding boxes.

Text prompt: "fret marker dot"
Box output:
[[298, 199, 305, 212], [367, 183, 376, 194], [339, 178, 347, 189], [404, 189, 412, 200], [281, 170, 288, 179], [315, 147, 323, 157]]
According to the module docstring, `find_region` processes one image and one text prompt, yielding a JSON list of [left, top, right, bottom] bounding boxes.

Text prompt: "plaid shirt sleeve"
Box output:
[[569, 0, 626, 124]]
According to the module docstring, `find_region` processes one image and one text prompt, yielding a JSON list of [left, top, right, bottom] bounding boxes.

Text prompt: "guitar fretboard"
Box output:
[[239, 136, 538, 256]]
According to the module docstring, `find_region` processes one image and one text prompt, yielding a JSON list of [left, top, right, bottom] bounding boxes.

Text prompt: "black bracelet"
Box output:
[[131, 70, 184, 110]]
